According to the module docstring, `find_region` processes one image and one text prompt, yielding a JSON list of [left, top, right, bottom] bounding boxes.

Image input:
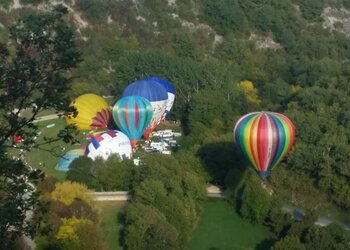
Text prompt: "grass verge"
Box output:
[[96, 201, 126, 250], [188, 198, 276, 250]]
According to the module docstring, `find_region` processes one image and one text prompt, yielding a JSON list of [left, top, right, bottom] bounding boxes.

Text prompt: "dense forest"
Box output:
[[1, 0, 350, 249]]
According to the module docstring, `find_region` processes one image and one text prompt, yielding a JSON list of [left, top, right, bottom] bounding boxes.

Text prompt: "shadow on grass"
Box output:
[[205, 239, 277, 250], [255, 238, 277, 250], [196, 141, 246, 188], [204, 238, 277, 250], [118, 207, 126, 248]]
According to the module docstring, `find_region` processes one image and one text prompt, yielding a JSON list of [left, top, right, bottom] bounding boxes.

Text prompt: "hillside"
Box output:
[[1, 0, 350, 249]]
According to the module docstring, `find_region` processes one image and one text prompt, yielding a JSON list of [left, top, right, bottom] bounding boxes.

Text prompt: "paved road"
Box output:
[[282, 204, 350, 231], [89, 185, 225, 201], [33, 114, 60, 123], [21, 163, 36, 250], [89, 191, 131, 201]]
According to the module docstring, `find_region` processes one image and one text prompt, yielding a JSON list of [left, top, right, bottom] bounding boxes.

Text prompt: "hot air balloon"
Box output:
[[66, 93, 111, 131], [112, 96, 153, 148], [87, 129, 108, 139], [85, 130, 132, 161], [122, 80, 168, 139], [234, 112, 295, 179], [56, 148, 85, 172], [143, 77, 175, 121]]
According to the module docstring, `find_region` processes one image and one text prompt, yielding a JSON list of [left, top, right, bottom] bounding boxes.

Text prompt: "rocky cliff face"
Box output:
[[1, 0, 349, 51], [322, 7, 350, 37]]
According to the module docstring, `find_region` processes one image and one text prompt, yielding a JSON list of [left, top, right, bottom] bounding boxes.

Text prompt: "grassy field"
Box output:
[[6, 115, 180, 182], [188, 199, 276, 250], [8, 118, 87, 181], [20, 108, 57, 119], [96, 201, 126, 250]]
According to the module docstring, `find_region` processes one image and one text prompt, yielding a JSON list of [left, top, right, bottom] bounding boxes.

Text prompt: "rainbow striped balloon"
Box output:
[[56, 148, 85, 172], [234, 112, 295, 179], [112, 96, 153, 148]]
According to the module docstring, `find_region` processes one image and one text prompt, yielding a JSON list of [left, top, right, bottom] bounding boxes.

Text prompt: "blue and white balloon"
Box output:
[[122, 80, 168, 138]]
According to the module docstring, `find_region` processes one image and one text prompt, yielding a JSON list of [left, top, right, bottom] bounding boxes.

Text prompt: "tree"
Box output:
[[200, 0, 248, 34], [0, 158, 39, 247], [55, 216, 107, 250], [237, 80, 261, 106], [187, 89, 246, 134], [0, 7, 80, 247], [238, 173, 272, 223], [78, 0, 112, 21], [272, 236, 306, 250], [296, 0, 325, 21], [67, 155, 135, 191], [74, 221, 107, 250], [134, 179, 167, 205], [0, 7, 80, 146], [51, 182, 92, 206], [123, 203, 179, 250], [35, 179, 106, 250], [66, 156, 97, 189], [36, 176, 59, 200], [302, 223, 350, 250], [171, 31, 201, 60], [260, 78, 290, 107], [20, 0, 46, 5], [96, 156, 134, 191], [0, 0, 12, 9], [283, 86, 350, 208], [51, 199, 98, 223], [56, 217, 90, 242], [122, 154, 206, 249], [264, 210, 292, 237]]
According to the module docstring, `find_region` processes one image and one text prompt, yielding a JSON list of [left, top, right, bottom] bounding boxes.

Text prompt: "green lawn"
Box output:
[[96, 201, 126, 250], [8, 118, 87, 181], [27, 118, 68, 180], [20, 108, 57, 119], [188, 199, 276, 250]]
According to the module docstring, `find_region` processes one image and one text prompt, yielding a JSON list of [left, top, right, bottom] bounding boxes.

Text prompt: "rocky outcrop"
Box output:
[[322, 7, 350, 37]]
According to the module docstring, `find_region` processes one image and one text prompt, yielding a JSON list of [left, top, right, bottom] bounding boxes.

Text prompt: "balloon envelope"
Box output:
[[87, 129, 108, 138], [112, 96, 153, 147], [143, 77, 175, 121], [66, 93, 111, 131], [234, 112, 295, 179], [85, 130, 132, 161], [56, 148, 85, 172], [122, 80, 168, 138]]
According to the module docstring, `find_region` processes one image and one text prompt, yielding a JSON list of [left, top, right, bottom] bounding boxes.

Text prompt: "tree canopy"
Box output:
[[0, 7, 80, 248], [1, 0, 350, 248]]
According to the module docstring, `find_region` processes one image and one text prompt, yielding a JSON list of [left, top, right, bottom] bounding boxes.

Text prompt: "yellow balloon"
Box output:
[[66, 94, 111, 131]]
